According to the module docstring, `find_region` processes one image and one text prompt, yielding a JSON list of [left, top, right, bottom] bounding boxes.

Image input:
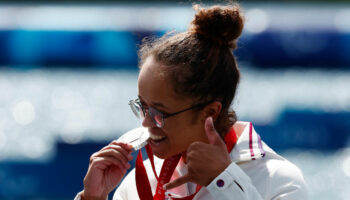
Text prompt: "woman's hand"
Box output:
[[164, 117, 232, 190], [81, 141, 134, 200]]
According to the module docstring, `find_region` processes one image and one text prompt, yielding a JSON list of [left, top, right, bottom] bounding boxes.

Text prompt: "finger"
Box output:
[[205, 117, 225, 147], [102, 145, 133, 160], [93, 149, 130, 168], [186, 142, 205, 159], [109, 141, 133, 151], [95, 148, 129, 163], [105, 155, 131, 169], [163, 174, 191, 190], [90, 156, 129, 171]]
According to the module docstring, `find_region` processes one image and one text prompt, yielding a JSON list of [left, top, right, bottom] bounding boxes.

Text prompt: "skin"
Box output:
[[80, 56, 233, 199], [81, 142, 133, 200], [138, 56, 211, 159]]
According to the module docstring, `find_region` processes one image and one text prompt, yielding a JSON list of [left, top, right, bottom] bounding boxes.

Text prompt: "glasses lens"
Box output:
[[129, 100, 142, 119], [148, 107, 164, 127]]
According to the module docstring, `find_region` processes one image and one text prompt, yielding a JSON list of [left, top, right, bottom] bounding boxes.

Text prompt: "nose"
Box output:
[[141, 111, 156, 128]]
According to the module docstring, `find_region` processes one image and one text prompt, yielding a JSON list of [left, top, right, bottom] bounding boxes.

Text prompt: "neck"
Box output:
[[181, 152, 188, 164], [233, 121, 245, 138]]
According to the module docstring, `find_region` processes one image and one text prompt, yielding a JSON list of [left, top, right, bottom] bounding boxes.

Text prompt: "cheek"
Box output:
[[165, 116, 204, 146], [164, 122, 189, 144]]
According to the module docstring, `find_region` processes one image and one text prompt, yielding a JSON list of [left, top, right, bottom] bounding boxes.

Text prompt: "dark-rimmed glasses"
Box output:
[[128, 99, 209, 128]]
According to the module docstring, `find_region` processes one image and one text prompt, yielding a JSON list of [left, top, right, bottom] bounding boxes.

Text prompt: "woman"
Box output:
[[75, 3, 307, 200]]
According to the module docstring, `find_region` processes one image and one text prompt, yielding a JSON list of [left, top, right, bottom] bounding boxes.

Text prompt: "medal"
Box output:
[[117, 127, 150, 151], [136, 127, 238, 200]]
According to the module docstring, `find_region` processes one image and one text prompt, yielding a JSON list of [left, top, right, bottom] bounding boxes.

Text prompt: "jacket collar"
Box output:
[[231, 121, 266, 163]]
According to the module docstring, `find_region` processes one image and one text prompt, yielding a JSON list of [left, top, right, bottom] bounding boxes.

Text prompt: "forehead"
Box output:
[[139, 56, 166, 80], [138, 56, 176, 103]]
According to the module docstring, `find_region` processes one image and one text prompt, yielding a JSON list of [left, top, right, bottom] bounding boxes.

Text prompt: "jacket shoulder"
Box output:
[[237, 142, 308, 199], [266, 158, 308, 199], [260, 149, 308, 199]]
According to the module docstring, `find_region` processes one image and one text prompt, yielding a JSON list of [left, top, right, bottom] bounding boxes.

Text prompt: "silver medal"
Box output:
[[117, 127, 149, 151]]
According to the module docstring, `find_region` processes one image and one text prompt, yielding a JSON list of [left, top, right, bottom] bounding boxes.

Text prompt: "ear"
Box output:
[[201, 101, 222, 122]]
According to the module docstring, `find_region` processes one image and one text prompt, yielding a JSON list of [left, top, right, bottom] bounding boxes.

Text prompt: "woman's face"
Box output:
[[138, 56, 208, 159]]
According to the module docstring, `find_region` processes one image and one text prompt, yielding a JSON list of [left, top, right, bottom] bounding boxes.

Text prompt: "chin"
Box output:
[[153, 150, 172, 159], [153, 148, 185, 160]]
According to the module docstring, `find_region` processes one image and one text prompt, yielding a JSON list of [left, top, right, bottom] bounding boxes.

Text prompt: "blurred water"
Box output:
[[0, 66, 349, 199], [1, 66, 350, 155], [0, 68, 140, 161], [284, 148, 350, 200]]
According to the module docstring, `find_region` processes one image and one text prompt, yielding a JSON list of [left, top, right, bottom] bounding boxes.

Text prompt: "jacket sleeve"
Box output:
[[206, 161, 308, 200], [206, 162, 264, 200]]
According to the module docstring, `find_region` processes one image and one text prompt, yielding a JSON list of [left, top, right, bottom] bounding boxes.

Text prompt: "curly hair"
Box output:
[[138, 3, 244, 136]]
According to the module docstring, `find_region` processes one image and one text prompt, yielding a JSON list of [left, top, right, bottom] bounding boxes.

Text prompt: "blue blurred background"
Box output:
[[0, 1, 350, 200]]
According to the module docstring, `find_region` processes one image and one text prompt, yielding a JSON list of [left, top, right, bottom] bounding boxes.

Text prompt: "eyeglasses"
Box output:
[[128, 98, 208, 128]]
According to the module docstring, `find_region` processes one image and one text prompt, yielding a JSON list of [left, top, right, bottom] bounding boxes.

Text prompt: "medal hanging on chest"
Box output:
[[135, 127, 237, 200]]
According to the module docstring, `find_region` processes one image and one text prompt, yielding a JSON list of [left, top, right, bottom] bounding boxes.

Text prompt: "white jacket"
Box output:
[[75, 121, 308, 200], [114, 121, 308, 200]]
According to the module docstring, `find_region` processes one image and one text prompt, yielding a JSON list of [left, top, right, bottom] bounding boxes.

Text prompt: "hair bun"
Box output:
[[190, 4, 244, 49]]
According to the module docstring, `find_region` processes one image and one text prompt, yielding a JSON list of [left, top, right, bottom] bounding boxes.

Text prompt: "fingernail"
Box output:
[[163, 184, 167, 190]]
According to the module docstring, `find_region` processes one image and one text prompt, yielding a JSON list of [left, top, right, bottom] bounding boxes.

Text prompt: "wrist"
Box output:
[[206, 161, 232, 186]]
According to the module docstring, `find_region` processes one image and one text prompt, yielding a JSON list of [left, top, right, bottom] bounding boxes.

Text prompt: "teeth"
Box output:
[[150, 133, 166, 140]]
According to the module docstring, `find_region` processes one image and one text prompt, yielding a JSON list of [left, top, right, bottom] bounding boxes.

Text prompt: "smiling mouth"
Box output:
[[149, 133, 167, 144]]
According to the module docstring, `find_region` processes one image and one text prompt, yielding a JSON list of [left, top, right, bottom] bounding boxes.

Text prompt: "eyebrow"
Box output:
[[152, 102, 168, 109], [138, 95, 168, 109]]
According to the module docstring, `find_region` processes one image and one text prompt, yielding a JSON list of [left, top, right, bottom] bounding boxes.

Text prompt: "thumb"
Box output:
[[163, 173, 191, 190], [205, 117, 225, 147]]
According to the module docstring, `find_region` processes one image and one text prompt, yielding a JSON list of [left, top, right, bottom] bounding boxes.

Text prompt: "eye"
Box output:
[[156, 109, 169, 116], [139, 100, 148, 109]]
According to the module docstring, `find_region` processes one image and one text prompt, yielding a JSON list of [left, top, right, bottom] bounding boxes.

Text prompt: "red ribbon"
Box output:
[[136, 127, 237, 200]]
